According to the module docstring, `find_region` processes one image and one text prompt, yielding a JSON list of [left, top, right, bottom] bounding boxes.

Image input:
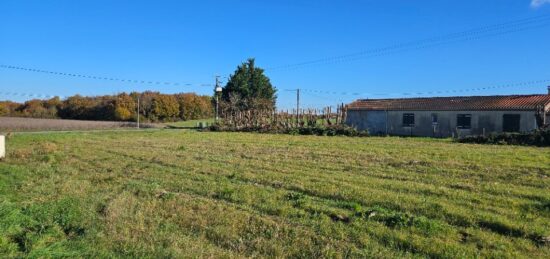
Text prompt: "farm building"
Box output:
[[346, 87, 550, 137]]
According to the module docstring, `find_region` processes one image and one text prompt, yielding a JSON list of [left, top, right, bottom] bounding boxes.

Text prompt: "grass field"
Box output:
[[164, 118, 215, 128], [0, 130, 549, 258], [0, 117, 159, 132]]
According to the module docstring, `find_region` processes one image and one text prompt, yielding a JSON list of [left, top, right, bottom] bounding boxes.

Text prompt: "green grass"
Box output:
[[164, 118, 214, 128], [0, 130, 549, 258]]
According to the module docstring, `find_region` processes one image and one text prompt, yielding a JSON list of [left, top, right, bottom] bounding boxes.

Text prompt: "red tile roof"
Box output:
[[347, 95, 550, 111]]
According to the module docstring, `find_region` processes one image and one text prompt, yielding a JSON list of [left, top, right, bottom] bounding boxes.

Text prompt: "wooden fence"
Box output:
[[218, 104, 348, 130]]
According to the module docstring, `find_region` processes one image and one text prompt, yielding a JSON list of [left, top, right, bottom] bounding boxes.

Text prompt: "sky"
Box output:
[[1, 0, 550, 109]]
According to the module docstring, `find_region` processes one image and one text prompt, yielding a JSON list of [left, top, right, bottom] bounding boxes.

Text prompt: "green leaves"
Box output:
[[222, 58, 277, 110]]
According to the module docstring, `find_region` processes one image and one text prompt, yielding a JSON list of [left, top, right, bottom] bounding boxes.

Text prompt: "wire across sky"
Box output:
[[1, 14, 550, 103], [265, 14, 550, 71]]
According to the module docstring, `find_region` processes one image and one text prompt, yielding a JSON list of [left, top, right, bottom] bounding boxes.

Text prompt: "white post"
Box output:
[[0, 135, 5, 159]]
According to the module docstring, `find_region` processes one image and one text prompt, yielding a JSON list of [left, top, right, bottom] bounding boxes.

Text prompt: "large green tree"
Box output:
[[221, 58, 277, 110]]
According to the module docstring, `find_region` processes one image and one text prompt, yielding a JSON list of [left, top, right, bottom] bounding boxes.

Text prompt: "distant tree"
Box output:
[[45, 96, 62, 108], [114, 107, 131, 121], [0, 102, 10, 116], [19, 99, 47, 118], [221, 58, 277, 110], [44, 97, 62, 118], [176, 93, 214, 120], [175, 94, 189, 120], [17, 97, 61, 118], [58, 95, 98, 119], [196, 95, 214, 118], [151, 94, 179, 121], [132, 91, 159, 122], [0, 101, 21, 116], [113, 93, 136, 121], [3, 91, 213, 122]]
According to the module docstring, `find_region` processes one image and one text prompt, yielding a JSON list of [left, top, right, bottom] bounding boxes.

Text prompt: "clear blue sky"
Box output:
[[1, 0, 550, 109]]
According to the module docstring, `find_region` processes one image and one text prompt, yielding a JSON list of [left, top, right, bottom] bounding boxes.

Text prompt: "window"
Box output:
[[503, 114, 520, 132], [457, 114, 471, 129], [402, 113, 415, 126], [431, 113, 438, 124]]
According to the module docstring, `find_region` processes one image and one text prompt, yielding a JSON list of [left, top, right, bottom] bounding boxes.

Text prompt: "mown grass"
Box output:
[[0, 130, 549, 258], [0, 117, 158, 132], [165, 119, 214, 128]]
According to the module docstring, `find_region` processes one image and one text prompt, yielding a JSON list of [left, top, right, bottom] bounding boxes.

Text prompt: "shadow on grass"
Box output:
[[164, 125, 198, 130], [477, 220, 525, 238]]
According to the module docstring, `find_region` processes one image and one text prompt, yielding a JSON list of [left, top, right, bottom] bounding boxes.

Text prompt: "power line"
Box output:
[[2, 15, 549, 104], [290, 79, 550, 98], [2, 78, 548, 107], [4, 78, 546, 102], [3, 14, 549, 91], [4, 15, 549, 82], [0, 91, 63, 99], [301, 91, 343, 103], [285, 23, 550, 71], [0, 64, 214, 88], [266, 14, 550, 71]]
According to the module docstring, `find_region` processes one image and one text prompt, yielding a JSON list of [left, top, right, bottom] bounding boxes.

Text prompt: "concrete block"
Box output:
[[0, 135, 4, 159]]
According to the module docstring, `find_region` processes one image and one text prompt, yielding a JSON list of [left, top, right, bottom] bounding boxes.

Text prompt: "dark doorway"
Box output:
[[503, 114, 520, 132]]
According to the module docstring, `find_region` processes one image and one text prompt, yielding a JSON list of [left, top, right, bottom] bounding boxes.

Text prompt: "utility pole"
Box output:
[[296, 88, 300, 121], [215, 76, 222, 121], [284, 88, 301, 121], [137, 95, 140, 129]]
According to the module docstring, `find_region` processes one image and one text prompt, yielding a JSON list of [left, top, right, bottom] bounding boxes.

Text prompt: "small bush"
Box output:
[[458, 127, 550, 147], [209, 123, 368, 137]]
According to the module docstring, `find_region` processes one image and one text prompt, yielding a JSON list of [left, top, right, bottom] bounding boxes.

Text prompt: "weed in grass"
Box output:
[[286, 192, 306, 208]]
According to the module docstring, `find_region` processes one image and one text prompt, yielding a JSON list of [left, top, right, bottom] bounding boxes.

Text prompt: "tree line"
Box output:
[[0, 91, 213, 122], [0, 58, 277, 123]]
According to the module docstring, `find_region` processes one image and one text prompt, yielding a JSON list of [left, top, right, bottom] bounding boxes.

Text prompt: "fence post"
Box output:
[[0, 135, 5, 159]]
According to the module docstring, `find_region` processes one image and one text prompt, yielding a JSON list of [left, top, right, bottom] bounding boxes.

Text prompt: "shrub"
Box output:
[[458, 127, 550, 147], [209, 123, 368, 137]]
